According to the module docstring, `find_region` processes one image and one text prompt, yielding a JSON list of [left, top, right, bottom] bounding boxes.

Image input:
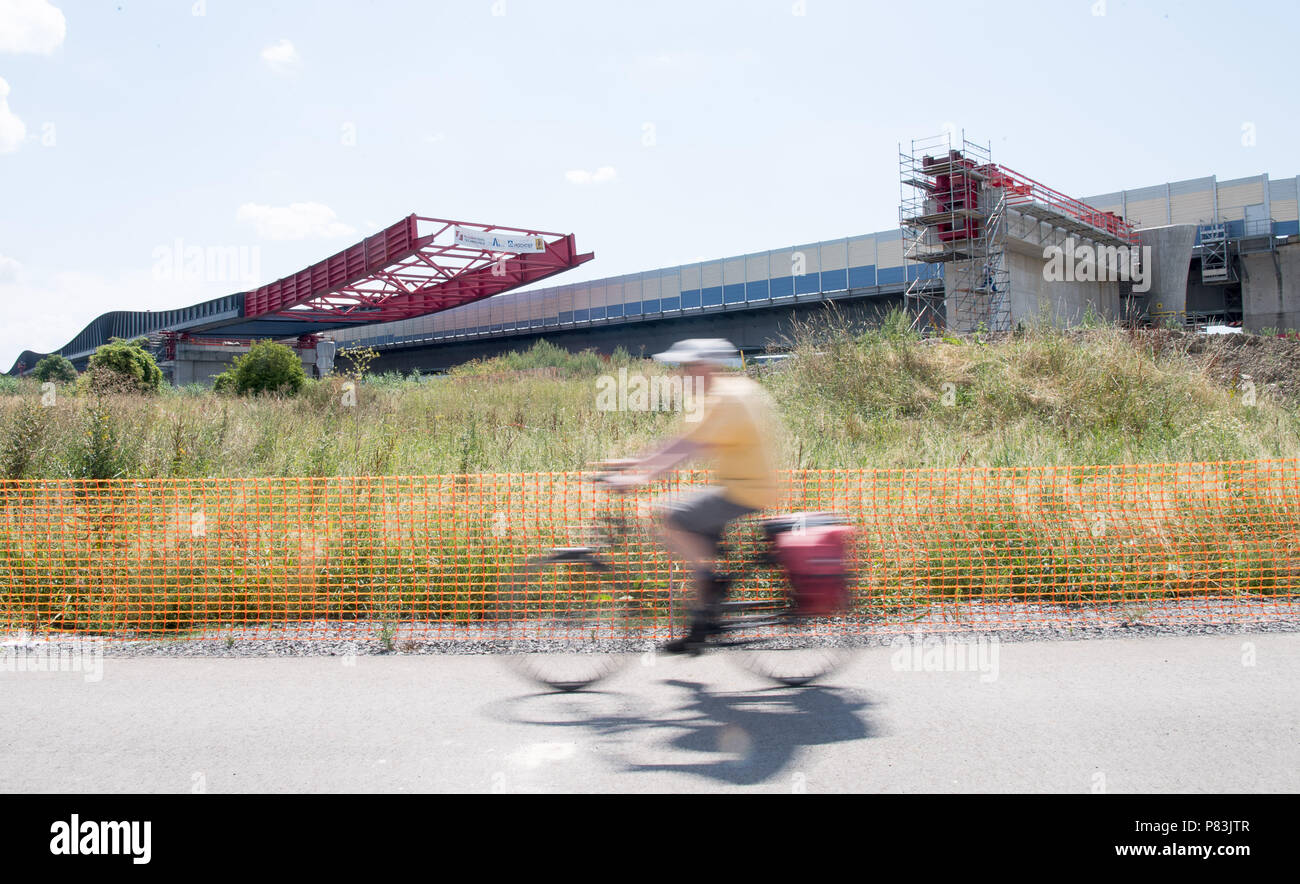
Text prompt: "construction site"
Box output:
[[9, 133, 1300, 382]]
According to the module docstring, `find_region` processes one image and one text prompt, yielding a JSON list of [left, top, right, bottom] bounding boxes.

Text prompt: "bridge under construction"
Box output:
[[10, 132, 1299, 382]]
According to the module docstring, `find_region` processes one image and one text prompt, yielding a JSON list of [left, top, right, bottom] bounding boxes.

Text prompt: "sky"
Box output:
[[1, 0, 1297, 365]]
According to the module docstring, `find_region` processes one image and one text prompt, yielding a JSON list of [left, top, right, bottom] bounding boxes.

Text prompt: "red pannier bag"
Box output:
[[763, 512, 855, 615]]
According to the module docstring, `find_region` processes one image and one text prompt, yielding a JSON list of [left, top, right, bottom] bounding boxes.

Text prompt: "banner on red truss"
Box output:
[[453, 227, 547, 253]]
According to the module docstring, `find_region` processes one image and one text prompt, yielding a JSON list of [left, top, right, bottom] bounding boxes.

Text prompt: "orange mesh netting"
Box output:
[[1, 460, 1297, 641]]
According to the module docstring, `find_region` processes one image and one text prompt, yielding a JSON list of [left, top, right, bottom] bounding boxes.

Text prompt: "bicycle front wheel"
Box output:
[[498, 551, 638, 692]]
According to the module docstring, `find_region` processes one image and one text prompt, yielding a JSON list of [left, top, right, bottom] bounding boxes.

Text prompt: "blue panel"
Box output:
[[848, 265, 876, 288], [659, 296, 679, 311], [906, 264, 941, 282], [625, 299, 643, 315], [573, 308, 590, 322], [877, 266, 904, 285], [605, 303, 622, 318], [702, 286, 723, 307], [724, 283, 745, 304], [795, 273, 821, 295], [746, 280, 769, 300], [531, 317, 544, 328], [770, 276, 794, 298], [681, 289, 702, 308], [820, 269, 847, 291], [491, 324, 503, 333], [1276, 220, 1299, 237], [559, 311, 573, 324], [545, 317, 558, 327], [590, 306, 606, 320]]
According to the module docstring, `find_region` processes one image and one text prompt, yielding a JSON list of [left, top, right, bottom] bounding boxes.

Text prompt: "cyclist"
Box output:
[[602, 338, 780, 653]]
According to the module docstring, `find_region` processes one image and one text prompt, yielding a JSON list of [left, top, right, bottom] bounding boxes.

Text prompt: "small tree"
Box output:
[[228, 339, 306, 395], [85, 338, 164, 393], [33, 353, 77, 384]]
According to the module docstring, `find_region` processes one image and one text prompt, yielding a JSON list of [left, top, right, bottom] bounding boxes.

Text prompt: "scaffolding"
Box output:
[[900, 132, 1010, 334], [1198, 223, 1235, 284]]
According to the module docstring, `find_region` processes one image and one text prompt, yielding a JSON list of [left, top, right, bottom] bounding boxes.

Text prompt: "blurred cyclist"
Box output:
[[602, 338, 779, 653]]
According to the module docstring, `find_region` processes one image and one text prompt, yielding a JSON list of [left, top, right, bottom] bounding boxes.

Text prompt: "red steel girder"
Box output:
[[244, 215, 593, 324]]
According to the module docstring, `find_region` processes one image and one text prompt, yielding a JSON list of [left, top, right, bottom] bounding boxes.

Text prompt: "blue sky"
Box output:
[[1, 0, 1297, 364]]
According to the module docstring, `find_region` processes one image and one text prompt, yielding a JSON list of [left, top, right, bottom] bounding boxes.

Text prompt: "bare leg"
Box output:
[[652, 517, 718, 608]]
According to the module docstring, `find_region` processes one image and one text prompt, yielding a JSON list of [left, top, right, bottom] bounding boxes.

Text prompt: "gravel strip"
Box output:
[[2, 598, 1296, 657]]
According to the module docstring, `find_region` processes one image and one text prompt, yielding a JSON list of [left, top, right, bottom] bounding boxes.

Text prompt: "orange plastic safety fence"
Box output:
[[0, 460, 1297, 642]]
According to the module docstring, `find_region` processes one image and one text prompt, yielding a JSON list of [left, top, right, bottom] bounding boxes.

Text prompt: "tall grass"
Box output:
[[2, 326, 1298, 479], [1, 326, 1298, 637]]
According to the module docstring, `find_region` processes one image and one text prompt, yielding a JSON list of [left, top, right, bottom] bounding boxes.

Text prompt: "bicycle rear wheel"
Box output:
[[725, 607, 858, 687], [499, 551, 637, 692]]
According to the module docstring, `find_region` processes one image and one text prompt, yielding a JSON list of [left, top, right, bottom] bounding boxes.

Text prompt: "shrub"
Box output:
[[227, 339, 306, 396], [85, 338, 164, 393], [33, 354, 77, 384]]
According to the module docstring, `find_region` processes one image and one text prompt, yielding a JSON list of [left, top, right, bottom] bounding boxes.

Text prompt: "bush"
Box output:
[[227, 339, 306, 396], [86, 338, 164, 393], [33, 353, 77, 384]]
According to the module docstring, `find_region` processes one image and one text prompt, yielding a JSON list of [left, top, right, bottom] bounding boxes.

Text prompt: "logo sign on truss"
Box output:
[[454, 228, 547, 253]]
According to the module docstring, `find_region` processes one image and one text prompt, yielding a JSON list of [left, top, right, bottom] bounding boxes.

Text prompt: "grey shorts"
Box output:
[[660, 488, 758, 551]]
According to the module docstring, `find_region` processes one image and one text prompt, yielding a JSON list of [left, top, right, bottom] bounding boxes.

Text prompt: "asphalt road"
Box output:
[[2, 632, 1296, 793]]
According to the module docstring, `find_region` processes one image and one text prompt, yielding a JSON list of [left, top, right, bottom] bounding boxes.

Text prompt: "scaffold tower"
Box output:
[[900, 132, 1010, 333]]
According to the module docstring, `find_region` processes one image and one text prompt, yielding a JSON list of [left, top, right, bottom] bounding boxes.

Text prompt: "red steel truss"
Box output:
[[242, 215, 593, 324]]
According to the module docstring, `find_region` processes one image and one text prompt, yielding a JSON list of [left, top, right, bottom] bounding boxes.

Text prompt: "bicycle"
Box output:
[[496, 468, 858, 691]]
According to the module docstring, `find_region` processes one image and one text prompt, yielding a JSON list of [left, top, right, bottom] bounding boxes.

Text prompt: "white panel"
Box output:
[[848, 235, 874, 268], [746, 253, 768, 280], [589, 282, 607, 308], [792, 243, 821, 272], [723, 257, 745, 284], [573, 284, 590, 316], [768, 247, 798, 277], [875, 235, 903, 268], [1124, 198, 1166, 227], [1217, 180, 1265, 218], [1272, 199, 1298, 223], [680, 264, 701, 289], [660, 270, 680, 298], [701, 261, 723, 288], [1170, 191, 1214, 225], [820, 239, 847, 271]]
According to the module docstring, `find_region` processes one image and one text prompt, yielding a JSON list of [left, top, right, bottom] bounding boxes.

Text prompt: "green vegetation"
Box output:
[[84, 337, 164, 394], [215, 339, 307, 396], [2, 315, 1298, 636], [33, 354, 77, 385], [0, 315, 1297, 478]]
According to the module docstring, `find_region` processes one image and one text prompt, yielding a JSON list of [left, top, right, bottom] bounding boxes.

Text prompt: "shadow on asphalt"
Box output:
[[490, 678, 878, 786]]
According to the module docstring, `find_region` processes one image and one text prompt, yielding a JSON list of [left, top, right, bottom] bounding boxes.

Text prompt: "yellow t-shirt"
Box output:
[[683, 374, 780, 510]]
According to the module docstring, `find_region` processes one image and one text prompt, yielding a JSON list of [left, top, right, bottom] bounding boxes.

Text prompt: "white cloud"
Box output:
[[0, 254, 20, 282], [0, 0, 66, 54], [0, 77, 27, 153], [236, 201, 354, 240], [565, 165, 618, 185], [260, 38, 300, 73]]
